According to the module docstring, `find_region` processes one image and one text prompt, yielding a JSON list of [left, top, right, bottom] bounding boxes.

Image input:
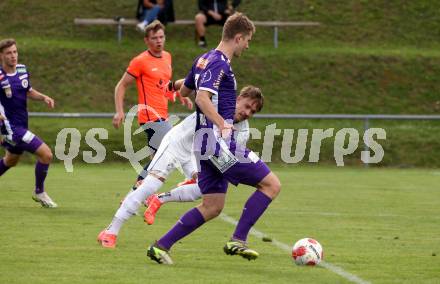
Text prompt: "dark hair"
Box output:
[[222, 13, 255, 41], [145, 20, 165, 38], [0, 38, 16, 53], [239, 85, 264, 112]]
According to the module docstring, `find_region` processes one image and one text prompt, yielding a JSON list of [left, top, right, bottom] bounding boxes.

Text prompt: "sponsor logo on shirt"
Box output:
[[17, 68, 27, 73], [196, 58, 209, 69], [213, 69, 224, 90], [2, 80, 12, 98], [199, 113, 207, 126], [21, 79, 29, 88], [155, 78, 166, 90], [19, 74, 28, 80]]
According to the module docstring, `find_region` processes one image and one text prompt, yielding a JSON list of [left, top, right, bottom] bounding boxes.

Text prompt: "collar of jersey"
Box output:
[[147, 50, 162, 58], [214, 49, 231, 64]]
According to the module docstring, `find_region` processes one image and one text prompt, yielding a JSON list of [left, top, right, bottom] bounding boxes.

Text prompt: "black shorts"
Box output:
[[203, 12, 229, 26], [140, 119, 172, 152]]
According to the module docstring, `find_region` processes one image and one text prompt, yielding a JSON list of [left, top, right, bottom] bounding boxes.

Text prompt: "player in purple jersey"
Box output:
[[147, 13, 281, 264], [0, 39, 57, 208]]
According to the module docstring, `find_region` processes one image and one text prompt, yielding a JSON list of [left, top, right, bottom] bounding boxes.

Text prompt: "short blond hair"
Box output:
[[239, 85, 264, 112], [0, 38, 16, 53], [144, 20, 165, 38], [222, 13, 255, 41]]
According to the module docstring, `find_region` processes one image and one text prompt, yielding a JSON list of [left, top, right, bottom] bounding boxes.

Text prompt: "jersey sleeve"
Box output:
[[198, 60, 228, 96], [183, 66, 196, 90], [26, 69, 32, 91], [184, 55, 203, 90], [126, 56, 142, 78], [19, 65, 32, 92]]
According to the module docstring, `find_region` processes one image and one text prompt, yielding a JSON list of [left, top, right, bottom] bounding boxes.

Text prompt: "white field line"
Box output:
[[220, 213, 371, 284]]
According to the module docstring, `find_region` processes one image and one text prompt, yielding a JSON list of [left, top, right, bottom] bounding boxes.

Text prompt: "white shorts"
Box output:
[[147, 136, 196, 180]]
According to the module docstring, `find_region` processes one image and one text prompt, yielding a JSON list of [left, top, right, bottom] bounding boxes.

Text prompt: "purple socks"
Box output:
[[233, 190, 272, 242], [0, 159, 10, 176], [35, 161, 49, 194], [156, 191, 272, 250], [157, 208, 205, 250]]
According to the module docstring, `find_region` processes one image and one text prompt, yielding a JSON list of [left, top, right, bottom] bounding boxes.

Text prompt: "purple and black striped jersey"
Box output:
[[0, 64, 32, 139]]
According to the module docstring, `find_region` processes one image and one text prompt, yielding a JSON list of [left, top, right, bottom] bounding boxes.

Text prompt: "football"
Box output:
[[292, 238, 323, 266]]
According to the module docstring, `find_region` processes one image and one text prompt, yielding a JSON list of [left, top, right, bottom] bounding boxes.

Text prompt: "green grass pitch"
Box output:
[[1, 163, 439, 283]]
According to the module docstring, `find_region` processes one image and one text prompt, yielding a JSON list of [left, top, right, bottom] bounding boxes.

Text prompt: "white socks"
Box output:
[[108, 175, 163, 235], [106, 217, 124, 235], [158, 183, 202, 203]]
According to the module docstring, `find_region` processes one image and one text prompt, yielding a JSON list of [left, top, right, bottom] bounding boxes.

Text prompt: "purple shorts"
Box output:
[[198, 147, 271, 195], [1, 129, 44, 155]]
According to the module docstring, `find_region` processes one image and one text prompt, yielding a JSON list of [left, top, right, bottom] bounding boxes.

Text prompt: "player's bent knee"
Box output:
[[44, 150, 53, 163], [271, 176, 282, 197], [36, 144, 53, 164], [5, 158, 19, 167], [199, 201, 224, 220], [210, 206, 223, 218], [4, 153, 20, 167], [258, 173, 281, 199], [39, 152, 53, 164]]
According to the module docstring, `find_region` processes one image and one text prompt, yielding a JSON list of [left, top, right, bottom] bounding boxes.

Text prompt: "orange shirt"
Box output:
[[126, 50, 172, 123]]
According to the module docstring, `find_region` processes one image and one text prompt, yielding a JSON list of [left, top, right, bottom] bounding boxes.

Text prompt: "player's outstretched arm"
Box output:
[[113, 72, 135, 129], [27, 89, 55, 108]]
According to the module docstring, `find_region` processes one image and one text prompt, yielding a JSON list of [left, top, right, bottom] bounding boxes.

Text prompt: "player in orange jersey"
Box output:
[[111, 20, 193, 192]]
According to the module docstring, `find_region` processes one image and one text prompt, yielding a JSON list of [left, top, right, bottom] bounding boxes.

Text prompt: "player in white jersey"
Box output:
[[142, 112, 249, 224], [98, 85, 264, 248]]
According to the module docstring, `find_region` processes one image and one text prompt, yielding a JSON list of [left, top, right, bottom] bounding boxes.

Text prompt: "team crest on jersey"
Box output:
[[201, 70, 212, 84], [196, 58, 209, 69], [21, 79, 29, 89]]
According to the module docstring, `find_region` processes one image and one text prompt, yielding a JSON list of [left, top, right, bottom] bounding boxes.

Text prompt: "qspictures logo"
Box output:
[[54, 105, 386, 173]]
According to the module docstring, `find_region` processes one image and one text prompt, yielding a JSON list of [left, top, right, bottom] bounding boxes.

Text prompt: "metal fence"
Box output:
[[29, 112, 440, 125]]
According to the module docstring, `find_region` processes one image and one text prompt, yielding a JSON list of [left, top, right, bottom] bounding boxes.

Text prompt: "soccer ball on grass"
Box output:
[[292, 238, 323, 266]]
